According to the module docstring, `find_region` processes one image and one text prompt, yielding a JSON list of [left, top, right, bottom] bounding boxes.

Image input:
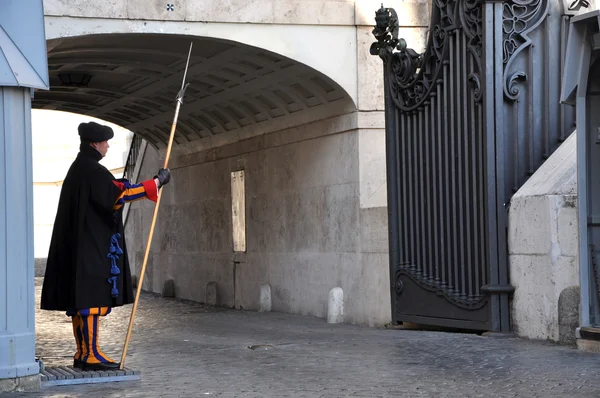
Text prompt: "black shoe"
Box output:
[[79, 361, 121, 371], [73, 359, 82, 368]]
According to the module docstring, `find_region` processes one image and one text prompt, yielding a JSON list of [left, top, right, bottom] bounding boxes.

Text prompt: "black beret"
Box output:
[[78, 121, 114, 142]]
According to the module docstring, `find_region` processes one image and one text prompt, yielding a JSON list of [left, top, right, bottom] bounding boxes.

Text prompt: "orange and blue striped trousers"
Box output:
[[67, 307, 116, 364]]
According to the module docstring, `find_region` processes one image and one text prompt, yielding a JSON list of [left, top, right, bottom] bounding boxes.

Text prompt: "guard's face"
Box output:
[[92, 140, 110, 158]]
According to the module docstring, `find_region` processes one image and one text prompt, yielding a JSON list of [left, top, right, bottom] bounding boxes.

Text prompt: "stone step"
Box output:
[[579, 327, 600, 340], [40, 365, 141, 387], [576, 327, 600, 353]]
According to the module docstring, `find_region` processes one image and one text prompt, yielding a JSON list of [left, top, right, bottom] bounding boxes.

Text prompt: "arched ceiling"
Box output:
[[34, 34, 354, 148]]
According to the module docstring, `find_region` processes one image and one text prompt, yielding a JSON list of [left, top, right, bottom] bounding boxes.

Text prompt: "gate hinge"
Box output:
[[591, 244, 600, 302]]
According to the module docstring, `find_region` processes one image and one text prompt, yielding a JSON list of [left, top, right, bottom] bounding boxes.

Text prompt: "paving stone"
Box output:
[[4, 277, 600, 397]]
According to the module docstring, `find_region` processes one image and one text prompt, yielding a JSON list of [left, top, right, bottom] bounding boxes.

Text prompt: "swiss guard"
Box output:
[[41, 121, 171, 371]]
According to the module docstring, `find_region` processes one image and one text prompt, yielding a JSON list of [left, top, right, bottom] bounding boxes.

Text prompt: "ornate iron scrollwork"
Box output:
[[462, 0, 484, 102], [370, 5, 400, 60], [395, 274, 404, 295], [371, 1, 484, 111], [502, 0, 549, 100], [396, 268, 488, 310]]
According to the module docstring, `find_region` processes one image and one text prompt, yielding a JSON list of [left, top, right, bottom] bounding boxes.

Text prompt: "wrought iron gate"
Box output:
[[372, 0, 575, 331]]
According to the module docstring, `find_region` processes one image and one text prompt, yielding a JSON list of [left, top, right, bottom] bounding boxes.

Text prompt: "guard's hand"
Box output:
[[154, 168, 171, 187]]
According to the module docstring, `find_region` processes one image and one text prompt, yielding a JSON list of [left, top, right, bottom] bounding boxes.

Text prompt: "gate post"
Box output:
[[483, 0, 572, 333], [482, 0, 510, 333], [383, 68, 400, 324], [371, 6, 402, 324]]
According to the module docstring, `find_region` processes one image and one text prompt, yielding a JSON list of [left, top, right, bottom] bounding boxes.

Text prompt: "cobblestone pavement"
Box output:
[[6, 278, 600, 397]]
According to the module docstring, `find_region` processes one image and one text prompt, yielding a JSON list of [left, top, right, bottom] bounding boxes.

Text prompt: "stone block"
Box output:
[[259, 284, 272, 312], [43, 0, 127, 18], [508, 196, 552, 255], [358, 129, 386, 208], [356, 26, 384, 111], [162, 279, 175, 298], [170, 167, 192, 205], [127, 0, 186, 20], [264, 131, 358, 192], [327, 287, 344, 324], [281, 189, 324, 253], [577, 338, 600, 353], [159, 204, 202, 252], [341, 253, 390, 326], [557, 198, 578, 257], [206, 281, 218, 306], [267, 252, 342, 317], [273, 0, 354, 25], [558, 286, 580, 346], [510, 255, 557, 340], [168, 253, 233, 306], [185, 0, 274, 23], [359, 207, 388, 253], [0, 374, 40, 393], [150, 253, 168, 293], [553, 255, 579, 296], [355, 0, 431, 27], [197, 200, 231, 252], [357, 111, 386, 130], [320, 184, 360, 253]]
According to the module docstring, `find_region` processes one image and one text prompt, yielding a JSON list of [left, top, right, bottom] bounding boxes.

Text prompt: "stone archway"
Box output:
[[35, 33, 356, 148]]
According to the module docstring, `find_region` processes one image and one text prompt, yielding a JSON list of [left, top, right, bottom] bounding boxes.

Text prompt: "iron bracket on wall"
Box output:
[[481, 285, 515, 294]]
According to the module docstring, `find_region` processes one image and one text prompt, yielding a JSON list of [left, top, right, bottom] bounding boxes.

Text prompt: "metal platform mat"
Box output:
[[40, 365, 141, 387]]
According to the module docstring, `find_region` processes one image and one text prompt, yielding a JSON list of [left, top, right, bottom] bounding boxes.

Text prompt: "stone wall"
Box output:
[[42, 0, 434, 327], [44, 0, 432, 115], [43, 0, 430, 27], [509, 132, 579, 342], [126, 112, 391, 326]]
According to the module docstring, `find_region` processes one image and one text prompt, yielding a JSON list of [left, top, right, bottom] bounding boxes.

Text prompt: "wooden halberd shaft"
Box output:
[[120, 43, 193, 369]]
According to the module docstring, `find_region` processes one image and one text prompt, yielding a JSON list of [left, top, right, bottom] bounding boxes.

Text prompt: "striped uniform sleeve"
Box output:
[[111, 179, 158, 211]]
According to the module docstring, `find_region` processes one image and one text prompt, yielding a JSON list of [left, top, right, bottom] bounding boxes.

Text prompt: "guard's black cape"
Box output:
[[41, 145, 134, 310]]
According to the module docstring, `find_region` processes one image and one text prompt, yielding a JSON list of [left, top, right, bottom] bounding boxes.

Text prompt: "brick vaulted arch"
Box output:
[[35, 33, 356, 148]]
